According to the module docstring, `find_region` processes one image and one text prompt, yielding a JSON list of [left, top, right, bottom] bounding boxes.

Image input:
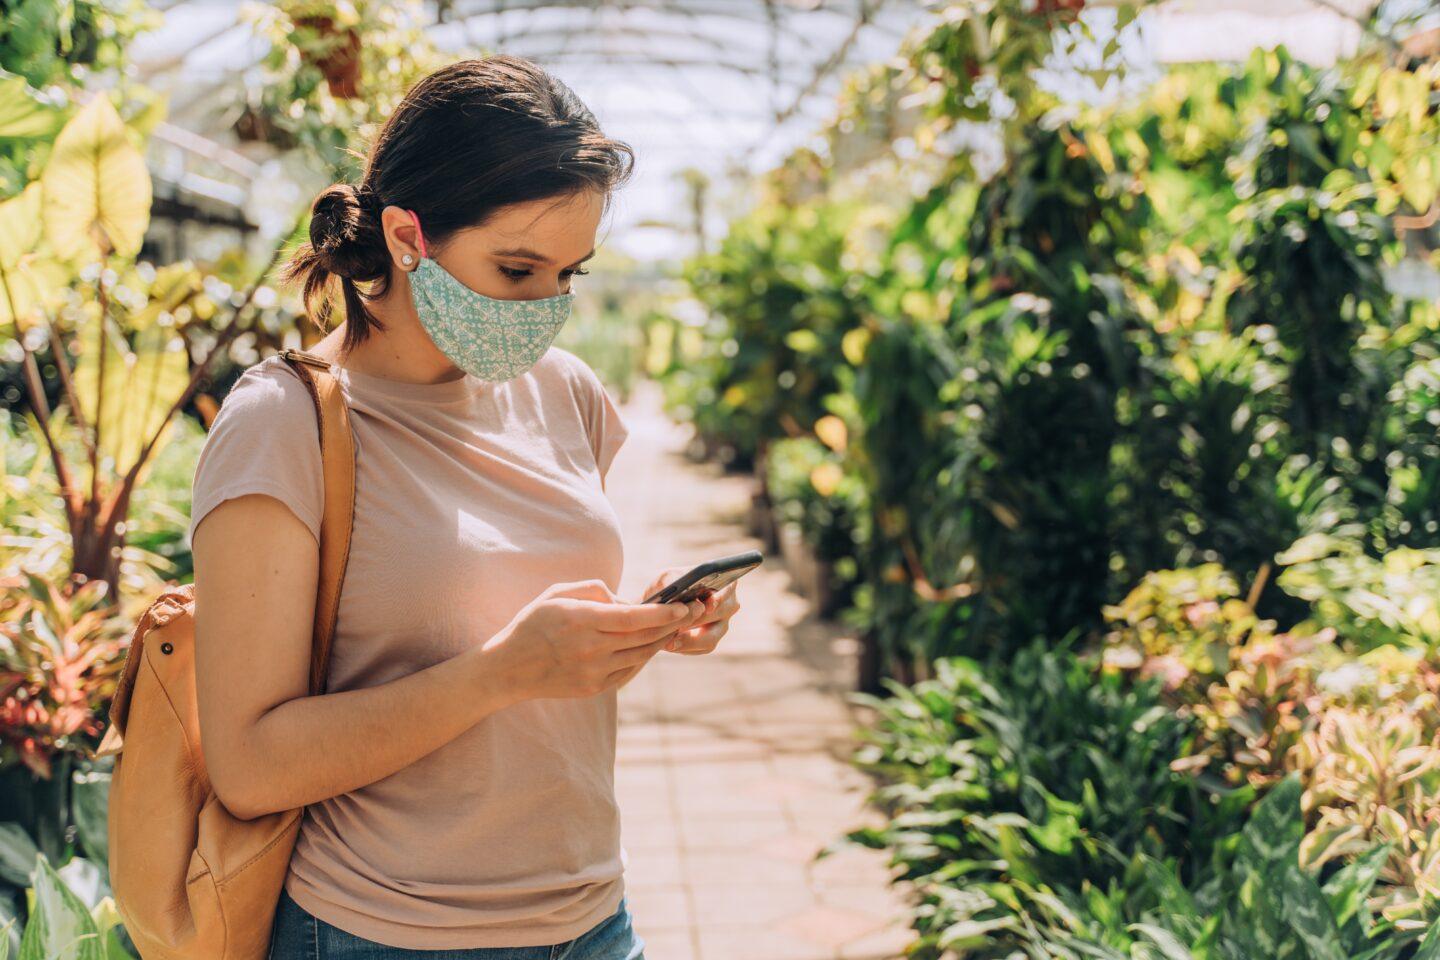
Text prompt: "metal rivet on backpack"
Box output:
[[160, 642, 174, 655]]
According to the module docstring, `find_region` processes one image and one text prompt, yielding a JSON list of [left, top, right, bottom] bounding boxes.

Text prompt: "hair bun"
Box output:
[[308, 183, 386, 281]]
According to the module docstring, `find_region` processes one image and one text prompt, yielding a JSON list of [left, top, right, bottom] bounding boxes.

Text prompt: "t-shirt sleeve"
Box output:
[[591, 380, 630, 485], [572, 357, 630, 487], [186, 361, 325, 550]]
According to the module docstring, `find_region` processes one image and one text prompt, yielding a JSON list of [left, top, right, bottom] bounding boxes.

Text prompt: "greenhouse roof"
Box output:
[[130, 0, 1422, 263]]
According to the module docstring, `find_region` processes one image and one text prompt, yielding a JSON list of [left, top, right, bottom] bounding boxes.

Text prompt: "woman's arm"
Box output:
[[195, 492, 702, 823], [192, 492, 518, 821]]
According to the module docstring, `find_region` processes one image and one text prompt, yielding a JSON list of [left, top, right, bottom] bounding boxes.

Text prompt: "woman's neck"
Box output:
[[310, 284, 469, 386]]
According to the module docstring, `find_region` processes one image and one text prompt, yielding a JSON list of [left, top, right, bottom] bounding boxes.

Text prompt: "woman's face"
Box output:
[[382, 189, 604, 302]]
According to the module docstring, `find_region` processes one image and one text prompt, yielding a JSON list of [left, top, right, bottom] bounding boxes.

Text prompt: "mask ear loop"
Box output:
[[406, 209, 428, 260]]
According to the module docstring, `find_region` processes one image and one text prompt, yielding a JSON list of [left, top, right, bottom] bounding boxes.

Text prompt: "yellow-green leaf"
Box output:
[[0, 256, 67, 332], [41, 95, 152, 263], [0, 72, 64, 139], [0, 183, 42, 270], [71, 323, 188, 477]]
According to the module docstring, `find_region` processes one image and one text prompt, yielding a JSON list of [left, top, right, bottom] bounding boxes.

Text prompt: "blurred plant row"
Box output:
[[652, 0, 1440, 955]]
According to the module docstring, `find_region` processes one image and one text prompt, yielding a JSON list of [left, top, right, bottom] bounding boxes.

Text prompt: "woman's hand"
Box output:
[[483, 579, 705, 700], [640, 566, 742, 656]]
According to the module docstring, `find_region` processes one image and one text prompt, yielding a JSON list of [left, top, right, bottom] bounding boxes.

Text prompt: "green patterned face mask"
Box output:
[[405, 210, 575, 382]]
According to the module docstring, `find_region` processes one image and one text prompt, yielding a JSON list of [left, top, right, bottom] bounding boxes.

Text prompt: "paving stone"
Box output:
[[677, 812, 795, 850], [807, 845, 898, 885], [836, 920, 920, 960], [620, 813, 682, 853], [634, 929, 698, 960], [779, 904, 891, 950], [626, 885, 694, 932], [811, 880, 911, 921], [626, 848, 686, 890], [683, 850, 811, 886], [685, 881, 816, 927], [751, 831, 831, 865], [694, 924, 831, 960]]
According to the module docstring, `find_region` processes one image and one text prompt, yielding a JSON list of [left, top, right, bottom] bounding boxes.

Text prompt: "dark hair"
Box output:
[[283, 55, 636, 353]]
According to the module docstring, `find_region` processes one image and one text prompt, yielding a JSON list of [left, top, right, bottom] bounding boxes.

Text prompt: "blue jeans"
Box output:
[[267, 886, 647, 960]]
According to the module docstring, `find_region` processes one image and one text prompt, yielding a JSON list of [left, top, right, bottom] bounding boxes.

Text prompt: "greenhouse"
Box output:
[[1, 0, 1439, 958]]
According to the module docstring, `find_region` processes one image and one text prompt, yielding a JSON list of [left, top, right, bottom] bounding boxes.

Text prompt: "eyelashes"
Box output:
[[499, 266, 590, 281]]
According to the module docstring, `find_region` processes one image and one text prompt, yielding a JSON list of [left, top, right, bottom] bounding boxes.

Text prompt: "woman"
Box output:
[[187, 55, 741, 959]]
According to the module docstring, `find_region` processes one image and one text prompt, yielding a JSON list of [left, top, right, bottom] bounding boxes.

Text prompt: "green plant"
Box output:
[[1277, 535, 1440, 652], [5, 850, 136, 959], [0, 573, 129, 782], [838, 642, 1245, 958], [239, 0, 447, 175], [0, 86, 304, 595], [764, 432, 866, 581], [1122, 777, 1432, 959], [1298, 703, 1440, 930], [0, 0, 158, 91]]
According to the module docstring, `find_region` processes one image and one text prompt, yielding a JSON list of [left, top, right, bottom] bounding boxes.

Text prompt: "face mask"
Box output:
[[404, 209, 574, 382]]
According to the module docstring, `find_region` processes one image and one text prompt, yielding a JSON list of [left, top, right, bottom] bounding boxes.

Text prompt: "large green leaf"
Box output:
[[0, 826, 37, 889], [1413, 918, 1440, 960], [1320, 842, 1390, 930], [70, 323, 189, 478], [69, 771, 110, 872], [1131, 922, 1194, 960], [0, 255, 67, 331], [1278, 860, 1346, 960], [0, 72, 64, 140], [0, 889, 21, 960], [40, 96, 151, 262], [86, 900, 128, 960], [0, 184, 41, 270], [18, 854, 103, 960], [1238, 776, 1304, 871]]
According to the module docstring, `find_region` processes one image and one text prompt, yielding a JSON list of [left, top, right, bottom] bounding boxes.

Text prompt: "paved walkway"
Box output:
[[606, 378, 914, 960]]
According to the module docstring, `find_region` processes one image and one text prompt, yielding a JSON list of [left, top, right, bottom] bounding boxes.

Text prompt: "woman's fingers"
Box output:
[[670, 618, 729, 655], [609, 632, 675, 671], [577, 597, 695, 641]]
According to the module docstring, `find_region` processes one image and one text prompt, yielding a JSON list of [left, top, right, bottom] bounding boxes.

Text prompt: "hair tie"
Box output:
[[406, 209, 429, 260]]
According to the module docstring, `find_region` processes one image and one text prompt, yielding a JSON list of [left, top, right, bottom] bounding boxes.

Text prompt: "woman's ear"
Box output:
[[380, 205, 423, 271]]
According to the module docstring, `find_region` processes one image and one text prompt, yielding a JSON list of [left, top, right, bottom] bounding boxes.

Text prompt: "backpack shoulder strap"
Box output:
[[279, 347, 357, 697]]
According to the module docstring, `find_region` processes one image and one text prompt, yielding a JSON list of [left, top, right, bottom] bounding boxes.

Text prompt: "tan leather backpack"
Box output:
[[95, 348, 356, 960]]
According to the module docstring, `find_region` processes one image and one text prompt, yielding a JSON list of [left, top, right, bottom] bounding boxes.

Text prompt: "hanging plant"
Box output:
[[292, 10, 364, 99]]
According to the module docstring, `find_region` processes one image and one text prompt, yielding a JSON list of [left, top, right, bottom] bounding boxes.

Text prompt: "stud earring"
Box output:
[[401, 254, 415, 266]]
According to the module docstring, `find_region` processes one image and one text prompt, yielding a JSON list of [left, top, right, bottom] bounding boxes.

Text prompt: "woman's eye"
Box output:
[[498, 266, 589, 280]]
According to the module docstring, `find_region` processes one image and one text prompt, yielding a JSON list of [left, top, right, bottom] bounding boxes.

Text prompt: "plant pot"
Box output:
[[857, 628, 883, 695], [812, 556, 836, 618], [777, 521, 811, 600], [295, 15, 363, 99], [747, 485, 771, 540], [700, 432, 721, 462]]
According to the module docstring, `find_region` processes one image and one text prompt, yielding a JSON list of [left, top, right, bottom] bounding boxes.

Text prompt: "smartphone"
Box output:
[[643, 550, 764, 606]]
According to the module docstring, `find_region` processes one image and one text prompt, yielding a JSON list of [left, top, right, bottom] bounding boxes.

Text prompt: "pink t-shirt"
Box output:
[[185, 346, 632, 948]]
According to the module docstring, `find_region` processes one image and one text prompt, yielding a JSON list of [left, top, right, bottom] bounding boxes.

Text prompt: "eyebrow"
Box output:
[[491, 246, 597, 267]]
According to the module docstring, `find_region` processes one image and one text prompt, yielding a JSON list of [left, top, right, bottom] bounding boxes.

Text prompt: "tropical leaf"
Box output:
[[0, 72, 65, 140], [70, 323, 189, 478], [0, 825, 38, 888], [40, 95, 152, 262], [18, 854, 103, 960]]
